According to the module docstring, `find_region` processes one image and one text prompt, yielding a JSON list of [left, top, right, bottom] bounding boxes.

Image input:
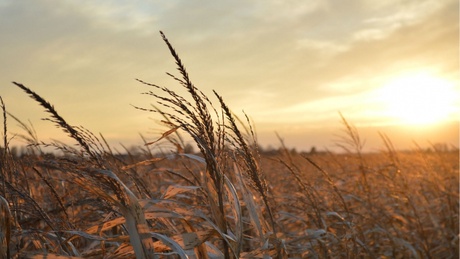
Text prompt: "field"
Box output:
[[1, 32, 458, 258]]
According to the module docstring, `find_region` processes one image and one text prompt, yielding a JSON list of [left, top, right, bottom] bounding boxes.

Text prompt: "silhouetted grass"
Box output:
[[0, 31, 457, 258]]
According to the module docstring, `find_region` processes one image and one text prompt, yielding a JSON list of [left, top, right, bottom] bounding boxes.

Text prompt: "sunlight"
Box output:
[[377, 72, 458, 125]]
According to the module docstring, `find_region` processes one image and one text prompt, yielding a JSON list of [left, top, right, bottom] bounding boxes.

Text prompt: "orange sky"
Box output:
[[0, 0, 458, 152]]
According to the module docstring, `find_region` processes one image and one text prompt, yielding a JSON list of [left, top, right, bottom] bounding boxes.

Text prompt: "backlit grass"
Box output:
[[1, 32, 458, 258]]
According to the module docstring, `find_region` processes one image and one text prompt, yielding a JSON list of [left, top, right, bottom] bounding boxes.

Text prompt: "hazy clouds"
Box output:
[[0, 0, 457, 150]]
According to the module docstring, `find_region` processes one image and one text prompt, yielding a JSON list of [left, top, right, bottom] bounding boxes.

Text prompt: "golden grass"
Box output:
[[0, 32, 458, 258], [0, 195, 11, 258]]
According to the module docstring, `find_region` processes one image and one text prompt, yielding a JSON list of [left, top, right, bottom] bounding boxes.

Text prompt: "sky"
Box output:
[[0, 0, 458, 152]]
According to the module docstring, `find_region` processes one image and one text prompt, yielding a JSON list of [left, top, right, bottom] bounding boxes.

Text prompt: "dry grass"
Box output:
[[0, 32, 458, 258]]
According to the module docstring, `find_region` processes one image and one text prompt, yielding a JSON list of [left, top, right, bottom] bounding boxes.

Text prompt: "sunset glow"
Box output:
[[0, 0, 458, 151], [377, 72, 458, 126]]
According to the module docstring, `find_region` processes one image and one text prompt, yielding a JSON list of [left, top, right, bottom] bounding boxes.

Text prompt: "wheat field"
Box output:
[[0, 32, 458, 258]]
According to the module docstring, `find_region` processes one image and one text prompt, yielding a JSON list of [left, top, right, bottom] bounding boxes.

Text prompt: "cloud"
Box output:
[[239, 0, 458, 128], [0, 0, 457, 149], [306, 0, 457, 87]]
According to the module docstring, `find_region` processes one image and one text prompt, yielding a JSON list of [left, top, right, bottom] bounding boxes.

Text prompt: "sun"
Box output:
[[377, 72, 458, 125]]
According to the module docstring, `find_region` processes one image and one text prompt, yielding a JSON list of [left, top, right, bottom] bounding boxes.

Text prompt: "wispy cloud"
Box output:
[[0, 0, 457, 150]]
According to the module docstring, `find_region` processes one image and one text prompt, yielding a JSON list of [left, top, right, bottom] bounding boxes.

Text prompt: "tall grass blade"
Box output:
[[0, 196, 11, 259]]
